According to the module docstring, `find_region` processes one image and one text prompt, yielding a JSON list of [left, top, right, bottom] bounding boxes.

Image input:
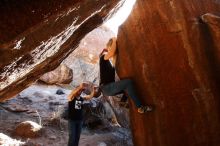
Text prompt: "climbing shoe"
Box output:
[[138, 105, 153, 114]]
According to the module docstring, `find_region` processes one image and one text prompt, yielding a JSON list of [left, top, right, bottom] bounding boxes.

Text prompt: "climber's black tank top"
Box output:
[[99, 55, 115, 85]]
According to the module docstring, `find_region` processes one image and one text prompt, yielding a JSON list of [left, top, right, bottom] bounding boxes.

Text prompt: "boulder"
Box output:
[[83, 97, 123, 129], [0, 133, 24, 145], [39, 64, 73, 84], [56, 89, 65, 95], [117, 0, 220, 146], [13, 121, 42, 138], [105, 96, 130, 128], [0, 0, 125, 101]]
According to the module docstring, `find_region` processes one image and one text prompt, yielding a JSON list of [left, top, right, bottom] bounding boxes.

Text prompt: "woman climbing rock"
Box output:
[[97, 37, 153, 114]]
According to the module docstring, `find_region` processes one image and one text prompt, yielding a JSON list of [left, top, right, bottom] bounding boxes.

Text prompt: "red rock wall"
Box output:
[[117, 0, 220, 146], [0, 0, 124, 101], [0, 0, 79, 44]]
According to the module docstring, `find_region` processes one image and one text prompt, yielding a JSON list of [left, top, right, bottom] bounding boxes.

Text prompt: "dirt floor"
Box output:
[[0, 84, 133, 146]]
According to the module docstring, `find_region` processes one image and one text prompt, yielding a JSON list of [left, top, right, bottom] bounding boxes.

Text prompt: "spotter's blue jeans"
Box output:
[[68, 120, 83, 146]]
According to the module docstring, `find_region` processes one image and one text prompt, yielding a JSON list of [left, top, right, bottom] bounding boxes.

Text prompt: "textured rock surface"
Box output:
[[117, 0, 220, 146], [39, 64, 73, 84], [0, 0, 124, 101], [201, 13, 220, 77], [13, 121, 42, 138]]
